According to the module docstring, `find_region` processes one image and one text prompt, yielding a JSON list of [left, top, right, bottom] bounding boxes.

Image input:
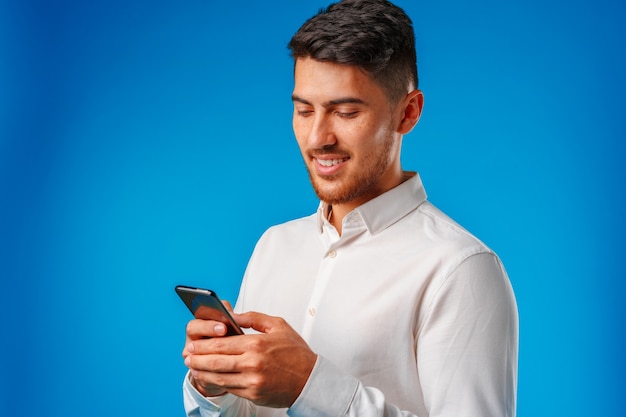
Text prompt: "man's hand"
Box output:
[[182, 317, 232, 397], [183, 312, 317, 408]]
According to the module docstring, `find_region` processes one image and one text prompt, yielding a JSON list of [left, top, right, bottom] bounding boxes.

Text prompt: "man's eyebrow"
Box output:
[[291, 94, 367, 107], [326, 97, 367, 106], [291, 94, 311, 105]]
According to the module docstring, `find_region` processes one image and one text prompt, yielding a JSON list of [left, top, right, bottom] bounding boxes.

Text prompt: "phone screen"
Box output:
[[175, 285, 243, 336]]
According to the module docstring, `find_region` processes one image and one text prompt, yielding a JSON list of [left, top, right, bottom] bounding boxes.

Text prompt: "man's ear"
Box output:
[[397, 89, 424, 134]]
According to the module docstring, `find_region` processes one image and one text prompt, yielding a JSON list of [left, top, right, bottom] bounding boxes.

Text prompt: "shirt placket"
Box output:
[[301, 212, 365, 341]]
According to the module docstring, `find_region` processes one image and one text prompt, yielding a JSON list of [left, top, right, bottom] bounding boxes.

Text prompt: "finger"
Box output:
[[235, 311, 286, 334], [186, 318, 228, 340], [222, 300, 234, 312], [185, 352, 240, 374], [190, 368, 245, 392], [187, 334, 247, 356]]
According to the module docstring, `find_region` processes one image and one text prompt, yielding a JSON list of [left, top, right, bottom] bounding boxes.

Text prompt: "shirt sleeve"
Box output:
[[289, 251, 518, 417], [417, 251, 518, 416], [288, 356, 419, 417]]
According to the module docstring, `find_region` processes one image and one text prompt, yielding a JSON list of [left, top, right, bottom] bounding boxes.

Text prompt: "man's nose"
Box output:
[[308, 114, 336, 149]]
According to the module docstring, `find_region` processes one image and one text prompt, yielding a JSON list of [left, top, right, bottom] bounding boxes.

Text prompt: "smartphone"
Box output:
[[175, 285, 243, 336]]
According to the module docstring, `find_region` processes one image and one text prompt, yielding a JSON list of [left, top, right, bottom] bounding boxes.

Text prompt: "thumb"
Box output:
[[234, 311, 285, 334]]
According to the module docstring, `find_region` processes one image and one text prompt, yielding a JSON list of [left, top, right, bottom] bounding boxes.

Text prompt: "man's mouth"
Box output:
[[316, 157, 349, 167]]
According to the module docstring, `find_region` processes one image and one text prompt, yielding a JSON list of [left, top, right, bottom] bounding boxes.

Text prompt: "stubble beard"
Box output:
[[305, 133, 396, 206]]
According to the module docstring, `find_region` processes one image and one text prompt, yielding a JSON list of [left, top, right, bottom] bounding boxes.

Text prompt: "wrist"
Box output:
[[189, 374, 227, 398]]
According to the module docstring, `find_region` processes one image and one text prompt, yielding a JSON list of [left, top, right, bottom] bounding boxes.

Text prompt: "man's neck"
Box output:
[[325, 172, 414, 236]]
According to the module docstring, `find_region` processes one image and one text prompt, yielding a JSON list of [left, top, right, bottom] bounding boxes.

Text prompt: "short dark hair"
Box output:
[[288, 0, 418, 103]]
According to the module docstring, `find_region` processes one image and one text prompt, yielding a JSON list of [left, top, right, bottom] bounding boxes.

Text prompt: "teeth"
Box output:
[[317, 158, 347, 167]]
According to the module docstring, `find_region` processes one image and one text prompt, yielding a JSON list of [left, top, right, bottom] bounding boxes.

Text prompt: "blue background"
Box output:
[[1, 0, 624, 415]]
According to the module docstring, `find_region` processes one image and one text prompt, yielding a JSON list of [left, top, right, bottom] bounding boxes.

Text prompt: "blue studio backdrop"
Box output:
[[1, 0, 624, 416]]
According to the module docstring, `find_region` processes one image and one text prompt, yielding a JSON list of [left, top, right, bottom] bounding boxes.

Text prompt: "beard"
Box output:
[[305, 132, 396, 205]]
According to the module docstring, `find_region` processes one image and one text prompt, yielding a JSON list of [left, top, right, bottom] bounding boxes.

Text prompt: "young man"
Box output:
[[182, 1, 518, 416]]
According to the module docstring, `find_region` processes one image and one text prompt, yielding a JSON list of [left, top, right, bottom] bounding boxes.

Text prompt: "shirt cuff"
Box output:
[[183, 371, 250, 417], [183, 371, 223, 412], [288, 355, 360, 417]]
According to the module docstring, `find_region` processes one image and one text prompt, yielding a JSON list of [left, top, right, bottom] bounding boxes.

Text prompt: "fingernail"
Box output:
[[187, 343, 195, 353], [184, 355, 191, 366], [214, 323, 226, 334]]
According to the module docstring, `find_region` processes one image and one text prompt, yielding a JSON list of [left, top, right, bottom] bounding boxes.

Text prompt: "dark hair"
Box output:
[[288, 0, 418, 103]]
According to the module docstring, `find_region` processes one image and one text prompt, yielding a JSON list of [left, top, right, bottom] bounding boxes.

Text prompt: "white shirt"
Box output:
[[183, 172, 518, 417]]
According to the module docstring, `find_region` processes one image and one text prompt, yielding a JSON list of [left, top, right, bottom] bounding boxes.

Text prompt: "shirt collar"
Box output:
[[315, 171, 428, 235]]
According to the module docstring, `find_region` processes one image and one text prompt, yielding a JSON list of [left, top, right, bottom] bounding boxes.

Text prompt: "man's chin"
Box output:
[[311, 182, 354, 205]]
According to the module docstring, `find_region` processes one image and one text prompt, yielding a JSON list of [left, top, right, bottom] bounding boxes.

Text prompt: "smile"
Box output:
[[316, 157, 349, 167]]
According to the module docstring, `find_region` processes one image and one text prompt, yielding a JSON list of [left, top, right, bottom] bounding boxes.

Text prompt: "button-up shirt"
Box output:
[[184, 172, 518, 417]]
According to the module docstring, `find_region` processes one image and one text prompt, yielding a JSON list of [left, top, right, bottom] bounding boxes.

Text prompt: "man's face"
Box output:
[[292, 57, 405, 208]]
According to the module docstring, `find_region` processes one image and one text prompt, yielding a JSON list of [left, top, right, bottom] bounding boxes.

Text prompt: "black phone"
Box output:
[[175, 285, 244, 336]]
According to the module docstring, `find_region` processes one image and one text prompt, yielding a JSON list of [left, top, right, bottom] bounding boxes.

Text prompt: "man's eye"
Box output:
[[336, 111, 358, 118], [296, 109, 313, 117]]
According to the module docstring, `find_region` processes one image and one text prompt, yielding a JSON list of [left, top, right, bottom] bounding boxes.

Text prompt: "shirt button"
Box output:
[[328, 250, 337, 258], [309, 307, 316, 316]]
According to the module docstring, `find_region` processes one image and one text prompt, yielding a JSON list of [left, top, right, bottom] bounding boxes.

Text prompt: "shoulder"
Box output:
[[413, 203, 516, 327], [416, 202, 512, 296], [417, 201, 484, 242], [401, 201, 495, 260]]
